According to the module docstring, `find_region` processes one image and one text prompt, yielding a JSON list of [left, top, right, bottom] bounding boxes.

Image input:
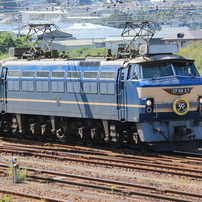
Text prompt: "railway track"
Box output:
[[1, 138, 202, 201], [3, 137, 202, 160], [0, 188, 68, 202], [0, 163, 201, 202], [1, 141, 202, 179]]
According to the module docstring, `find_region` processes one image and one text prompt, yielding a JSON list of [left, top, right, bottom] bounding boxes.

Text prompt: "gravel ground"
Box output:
[[1, 150, 202, 201]]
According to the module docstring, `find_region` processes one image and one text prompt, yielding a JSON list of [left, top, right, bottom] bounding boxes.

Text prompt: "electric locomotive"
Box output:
[[0, 21, 202, 151]]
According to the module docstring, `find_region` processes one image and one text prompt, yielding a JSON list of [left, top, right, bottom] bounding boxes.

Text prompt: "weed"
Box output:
[[0, 196, 10, 202], [110, 185, 115, 194], [17, 168, 27, 182], [179, 178, 190, 185], [53, 161, 62, 168], [7, 166, 27, 182], [8, 166, 13, 178]]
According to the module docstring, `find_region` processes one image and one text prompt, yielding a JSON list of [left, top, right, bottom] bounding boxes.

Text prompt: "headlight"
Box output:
[[198, 96, 202, 115], [146, 99, 152, 106], [145, 98, 154, 113]]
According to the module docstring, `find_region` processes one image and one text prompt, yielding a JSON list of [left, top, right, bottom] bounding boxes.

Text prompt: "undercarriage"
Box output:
[[0, 113, 201, 152], [1, 113, 136, 147]]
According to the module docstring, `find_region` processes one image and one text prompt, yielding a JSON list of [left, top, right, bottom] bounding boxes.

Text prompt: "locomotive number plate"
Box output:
[[171, 88, 190, 94]]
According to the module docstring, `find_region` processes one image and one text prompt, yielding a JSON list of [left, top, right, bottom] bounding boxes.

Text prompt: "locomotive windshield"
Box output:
[[141, 62, 200, 79], [172, 62, 200, 77]]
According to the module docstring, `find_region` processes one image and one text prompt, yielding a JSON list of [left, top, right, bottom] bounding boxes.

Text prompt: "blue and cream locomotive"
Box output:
[[0, 43, 202, 151]]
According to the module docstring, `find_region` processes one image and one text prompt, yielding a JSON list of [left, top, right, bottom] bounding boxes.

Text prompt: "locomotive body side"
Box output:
[[0, 59, 129, 143], [1, 51, 202, 151], [4, 60, 123, 120]]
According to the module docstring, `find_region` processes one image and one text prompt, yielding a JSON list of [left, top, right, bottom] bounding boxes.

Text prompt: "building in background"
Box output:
[[162, 30, 202, 48]]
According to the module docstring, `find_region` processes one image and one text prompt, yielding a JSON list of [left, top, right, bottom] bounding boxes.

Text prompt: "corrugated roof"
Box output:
[[63, 23, 114, 30], [39, 30, 74, 39], [65, 29, 122, 39], [59, 23, 122, 39], [105, 36, 133, 42]]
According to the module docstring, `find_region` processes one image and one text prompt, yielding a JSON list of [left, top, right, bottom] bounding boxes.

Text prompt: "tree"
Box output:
[[13, 36, 30, 47], [178, 41, 202, 72], [65, 47, 108, 57], [0, 32, 15, 54], [0, 32, 31, 54]]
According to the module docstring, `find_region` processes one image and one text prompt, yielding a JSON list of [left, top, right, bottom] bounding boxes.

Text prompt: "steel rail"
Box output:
[[1, 145, 202, 179], [0, 163, 200, 202], [0, 188, 69, 202], [3, 138, 202, 164], [0, 137, 139, 156], [30, 176, 196, 202]]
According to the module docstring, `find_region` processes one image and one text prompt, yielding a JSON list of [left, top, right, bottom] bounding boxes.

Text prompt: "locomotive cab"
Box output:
[[121, 45, 202, 151]]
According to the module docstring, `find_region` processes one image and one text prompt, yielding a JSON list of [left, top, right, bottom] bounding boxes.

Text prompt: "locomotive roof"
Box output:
[[1, 58, 126, 67], [0, 53, 194, 68], [129, 54, 194, 64]]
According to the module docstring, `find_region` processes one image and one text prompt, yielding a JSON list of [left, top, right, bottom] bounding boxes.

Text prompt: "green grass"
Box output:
[[0, 196, 10, 202], [0, 55, 11, 60], [8, 166, 27, 182]]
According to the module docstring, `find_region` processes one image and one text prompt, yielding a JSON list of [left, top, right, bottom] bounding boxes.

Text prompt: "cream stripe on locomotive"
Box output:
[[137, 85, 201, 112], [137, 85, 201, 102], [6, 98, 145, 108]]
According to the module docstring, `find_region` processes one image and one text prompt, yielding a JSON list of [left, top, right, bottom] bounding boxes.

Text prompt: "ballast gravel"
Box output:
[[0, 148, 202, 201]]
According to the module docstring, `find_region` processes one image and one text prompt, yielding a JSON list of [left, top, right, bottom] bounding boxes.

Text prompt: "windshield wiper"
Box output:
[[152, 71, 160, 80]]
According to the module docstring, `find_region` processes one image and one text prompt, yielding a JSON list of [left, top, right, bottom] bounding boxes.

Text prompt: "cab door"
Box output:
[[0, 66, 7, 113], [116, 67, 126, 121], [124, 63, 141, 122]]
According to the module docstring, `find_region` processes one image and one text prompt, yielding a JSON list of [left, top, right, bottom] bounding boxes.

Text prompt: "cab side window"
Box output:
[[127, 64, 138, 80]]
